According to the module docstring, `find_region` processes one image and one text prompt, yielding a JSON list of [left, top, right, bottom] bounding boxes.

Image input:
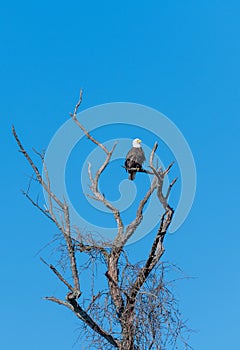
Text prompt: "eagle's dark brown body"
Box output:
[[125, 145, 146, 180]]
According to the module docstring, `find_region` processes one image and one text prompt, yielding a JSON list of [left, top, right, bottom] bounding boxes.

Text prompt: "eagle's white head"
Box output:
[[132, 138, 142, 148]]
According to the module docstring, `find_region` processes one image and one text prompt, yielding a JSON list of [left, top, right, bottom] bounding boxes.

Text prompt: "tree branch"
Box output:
[[106, 143, 159, 327], [70, 90, 109, 154], [45, 295, 119, 348], [12, 125, 65, 210], [121, 158, 177, 344], [40, 257, 74, 292], [62, 202, 81, 298], [122, 143, 159, 245], [71, 92, 124, 238]]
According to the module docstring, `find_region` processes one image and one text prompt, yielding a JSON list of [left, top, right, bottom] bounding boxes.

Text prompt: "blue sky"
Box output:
[[1, 0, 240, 349]]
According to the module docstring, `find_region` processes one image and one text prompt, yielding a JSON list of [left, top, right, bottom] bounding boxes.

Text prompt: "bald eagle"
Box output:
[[125, 138, 146, 180]]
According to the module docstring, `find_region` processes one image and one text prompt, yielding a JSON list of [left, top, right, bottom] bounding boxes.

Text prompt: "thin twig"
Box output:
[[12, 125, 65, 210], [70, 90, 109, 154], [40, 257, 74, 292]]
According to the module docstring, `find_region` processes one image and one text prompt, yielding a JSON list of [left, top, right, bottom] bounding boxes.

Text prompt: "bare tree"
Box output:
[[13, 92, 192, 350]]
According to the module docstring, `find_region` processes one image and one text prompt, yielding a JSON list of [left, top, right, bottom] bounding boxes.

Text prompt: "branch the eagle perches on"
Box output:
[[12, 90, 184, 350]]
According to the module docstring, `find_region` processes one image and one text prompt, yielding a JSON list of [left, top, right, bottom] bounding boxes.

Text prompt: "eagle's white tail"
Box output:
[[129, 172, 136, 181]]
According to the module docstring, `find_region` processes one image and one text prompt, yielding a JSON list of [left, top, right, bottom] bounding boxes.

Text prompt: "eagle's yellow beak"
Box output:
[[137, 139, 142, 143]]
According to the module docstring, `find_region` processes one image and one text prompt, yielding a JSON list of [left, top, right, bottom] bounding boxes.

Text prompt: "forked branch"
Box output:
[[70, 91, 124, 238], [121, 146, 177, 338]]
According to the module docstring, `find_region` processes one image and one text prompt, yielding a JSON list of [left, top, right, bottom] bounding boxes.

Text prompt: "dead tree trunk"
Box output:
[[13, 91, 192, 350]]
